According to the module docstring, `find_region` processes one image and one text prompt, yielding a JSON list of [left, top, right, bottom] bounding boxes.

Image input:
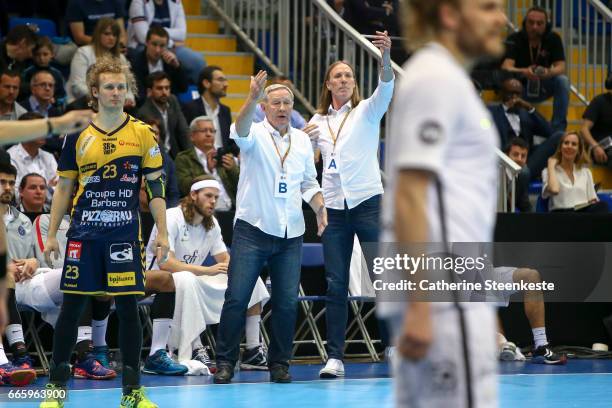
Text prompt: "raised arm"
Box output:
[[235, 70, 268, 137]]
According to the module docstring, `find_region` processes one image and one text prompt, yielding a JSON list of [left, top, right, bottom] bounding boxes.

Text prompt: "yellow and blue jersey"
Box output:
[[58, 114, 163, 241]]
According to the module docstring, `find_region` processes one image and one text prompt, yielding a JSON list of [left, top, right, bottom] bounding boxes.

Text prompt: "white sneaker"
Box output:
[[319, 358, 345, 378], [499, 341, 525, 361]]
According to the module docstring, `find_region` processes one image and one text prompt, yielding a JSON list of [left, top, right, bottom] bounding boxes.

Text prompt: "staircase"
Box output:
[[182, 0, 254, 116]]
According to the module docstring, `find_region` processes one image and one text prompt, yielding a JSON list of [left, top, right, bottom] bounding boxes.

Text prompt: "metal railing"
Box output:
[[506, 0, 612, 104], [206, 0, 521, 211]]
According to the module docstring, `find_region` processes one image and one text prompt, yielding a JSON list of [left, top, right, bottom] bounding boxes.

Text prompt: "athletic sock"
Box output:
[[532, 327, 548, 348], [245, 314, 261, 350], [149, 319, 172, 356], [0, 343, 9, 365], [6, 324, 25, 346], [497, 332, 508, 345], [92, 317, 109, 347]]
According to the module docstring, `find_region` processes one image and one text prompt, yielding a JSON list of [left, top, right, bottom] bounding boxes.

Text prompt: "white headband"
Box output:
[[191, 179, 221, 192]]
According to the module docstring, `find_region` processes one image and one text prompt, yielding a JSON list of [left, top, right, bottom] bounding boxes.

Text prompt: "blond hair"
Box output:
[[400, 0, 461, 51], [92, 18, 122, 59], [316, 60, 361, 115], [551, 131, 591, 168], [86, 57, 137, 111]]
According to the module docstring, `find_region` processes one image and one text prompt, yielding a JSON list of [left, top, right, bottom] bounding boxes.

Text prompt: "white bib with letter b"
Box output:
[[274, 172, 289, 198]]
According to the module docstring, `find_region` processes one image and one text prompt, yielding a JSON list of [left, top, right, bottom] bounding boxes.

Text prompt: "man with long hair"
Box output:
[[145, 175, 269, 372], [40, 57, 168, 408], [382, 0, 506, 406]]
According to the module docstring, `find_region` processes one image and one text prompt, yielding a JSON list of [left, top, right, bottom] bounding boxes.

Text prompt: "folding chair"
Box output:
[[17, 304, 50, 372]]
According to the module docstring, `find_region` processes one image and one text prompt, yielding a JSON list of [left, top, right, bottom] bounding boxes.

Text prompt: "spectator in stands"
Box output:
[[141, 116, 180, 207], [254, 75, 306, 129], [505, 137, 531, 212], [543, 131, 608, 212], [18, 173, 48, 213], [175, 116, 238, 210], [0, 25, 37, 73], [7, 112, 58, 197], [127, 0, 206, 85], [0, 162, 37, 386], [128, 26, 189, 103], [182, 66, 238, 155], [66, 0, 127, 46], [489, 78, 561, 179], [66, 18, 135, 106], [20, 70, 62, 118], [136, 71, 190, 158], [22, 37, 67, 105], [581, 73, 612, 165], [502, 6, 569, 133], [0, 70, 27, 121]]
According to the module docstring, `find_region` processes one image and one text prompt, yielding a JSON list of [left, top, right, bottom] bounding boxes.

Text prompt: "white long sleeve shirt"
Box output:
[[231, 118, 321, 238], [309, 78, 394, 209]]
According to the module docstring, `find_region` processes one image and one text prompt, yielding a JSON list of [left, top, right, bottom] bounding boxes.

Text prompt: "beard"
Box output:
[[0, 192, 13, 204], [194, 202, 214, 222]]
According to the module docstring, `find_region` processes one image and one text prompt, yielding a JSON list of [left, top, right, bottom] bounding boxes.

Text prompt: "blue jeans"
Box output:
[[215, 219, 303, 367], [321, 194, 381, 360], [523, 75, 570, 134], [174, 46, 206, 85]]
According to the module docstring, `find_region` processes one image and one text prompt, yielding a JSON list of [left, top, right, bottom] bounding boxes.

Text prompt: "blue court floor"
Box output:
[[4, 360, 612, 407]]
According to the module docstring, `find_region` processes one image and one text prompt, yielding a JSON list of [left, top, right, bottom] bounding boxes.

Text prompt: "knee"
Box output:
[[326, 276, 349, 299], [553, 75, 570, 92], [160, 272, 175, 292], [515, 268, 541, 284]]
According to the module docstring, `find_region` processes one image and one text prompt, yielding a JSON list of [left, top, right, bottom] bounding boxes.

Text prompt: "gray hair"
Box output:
[[189, 115, 214, 132], [262, 84, 294, 103]]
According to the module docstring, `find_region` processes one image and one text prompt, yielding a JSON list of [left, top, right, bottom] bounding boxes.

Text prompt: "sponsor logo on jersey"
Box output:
[[67, 241, 82, 261], [81, 210, 133, 223], [183, 250, 200, 265], [108, 272, 136, 287], [149, 145, 161, 158], [82, 175, 100, 184], [123, 162, 139, 171], [120, 174, 138, 184], [79, 134, 96, 156], [418, 121, 443, 145], [110, 243, 134, 263], [103, 142, 116, 155], [80, 163, 97, 173], [17, 225, 26, 236], [119, 140, 140, 148]]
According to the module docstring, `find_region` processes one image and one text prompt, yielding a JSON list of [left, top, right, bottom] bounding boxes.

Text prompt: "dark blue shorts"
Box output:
[[60, 239, 145, 296]]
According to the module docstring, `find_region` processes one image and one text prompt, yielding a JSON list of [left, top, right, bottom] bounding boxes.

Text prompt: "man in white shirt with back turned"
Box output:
[[213, 71, 327, 384]]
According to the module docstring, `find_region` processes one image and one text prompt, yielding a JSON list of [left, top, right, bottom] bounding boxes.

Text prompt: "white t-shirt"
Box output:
[[379, 43, 499, 315], [146, 206, 227, 270]]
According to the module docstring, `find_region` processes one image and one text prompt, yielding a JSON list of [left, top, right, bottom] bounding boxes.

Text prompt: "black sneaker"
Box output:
[[240, 346, 268, 371], [213, 364, 234, 384], [532, 345, 567, 365], [192, 347, 216, 373], [269, 364, 291, 383]]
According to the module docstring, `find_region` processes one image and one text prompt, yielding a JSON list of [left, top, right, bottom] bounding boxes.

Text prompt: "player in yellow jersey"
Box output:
[[40, 58, 169, 408]]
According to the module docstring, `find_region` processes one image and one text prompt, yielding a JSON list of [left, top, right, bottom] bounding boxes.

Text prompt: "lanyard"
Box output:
[[269, 131, 292, 172], [529, 43, 542, 65], [326, 108, 352, 150]]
